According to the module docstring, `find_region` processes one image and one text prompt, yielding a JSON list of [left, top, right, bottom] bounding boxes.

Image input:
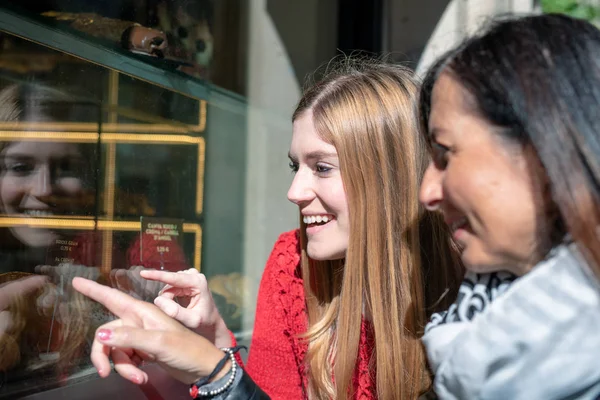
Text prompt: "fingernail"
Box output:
[[130, 374, 141, 384], [97, 329, 112, 341]]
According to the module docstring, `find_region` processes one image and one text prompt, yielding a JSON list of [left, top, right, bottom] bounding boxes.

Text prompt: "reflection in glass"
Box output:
[[0, 7, 252, 394], [0, 82, 105, 397]]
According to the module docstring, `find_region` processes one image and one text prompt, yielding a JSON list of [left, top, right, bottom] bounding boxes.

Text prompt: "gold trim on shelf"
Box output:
[[0, 122, 198, 134], [0, 217, 202, 270], [183, 223, 202, 272], [197, 100, 207, 132], [102, 70, 119, 274], [0, 130, 204, 144], [196, 140, 205, 214], [0, 217, 95, 229], [102, 133, 203, 144], [0, 131, 98, 141]]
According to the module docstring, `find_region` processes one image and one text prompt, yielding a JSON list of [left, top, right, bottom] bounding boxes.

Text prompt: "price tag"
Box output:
[[139, 217, 185, 270]]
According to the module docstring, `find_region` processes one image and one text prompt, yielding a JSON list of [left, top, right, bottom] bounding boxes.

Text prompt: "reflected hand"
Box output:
[[0, 275, 48, 370], [35, 263, 101, 322], [109, 266, 164, 302], [35, 263, 101, 286], [0, 275, 48, 335], [72, 277, 228, 385], [140, 268, 231, 348]]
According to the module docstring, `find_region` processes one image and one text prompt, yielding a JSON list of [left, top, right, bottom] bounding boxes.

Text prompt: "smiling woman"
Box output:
[[72, 59, 464, 400], [418, 14, 600, 399], [247, 60, 464, 400], [420, 73, 545, 276], [287, 111, 349, 261], [0, 83, 97, 271]]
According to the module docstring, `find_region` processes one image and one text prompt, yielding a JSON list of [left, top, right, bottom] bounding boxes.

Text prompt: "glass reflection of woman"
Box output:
[[0, 82, 98, 390], [0, 83, 95, 274]]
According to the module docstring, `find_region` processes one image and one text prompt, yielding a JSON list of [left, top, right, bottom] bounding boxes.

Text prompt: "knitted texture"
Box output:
[[245, 230, 376, 399]]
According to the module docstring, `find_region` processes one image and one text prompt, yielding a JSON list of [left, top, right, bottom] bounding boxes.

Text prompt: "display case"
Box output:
[[0, 2, 249, 399]]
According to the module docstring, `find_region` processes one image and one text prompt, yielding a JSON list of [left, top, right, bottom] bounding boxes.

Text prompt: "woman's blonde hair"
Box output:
[[293, 59, 462, 399]]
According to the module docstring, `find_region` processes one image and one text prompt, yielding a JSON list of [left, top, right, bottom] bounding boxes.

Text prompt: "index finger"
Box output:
[[140, 269, 199, 288], [0, 275, 48, 309], [72, 277, 144, 318]]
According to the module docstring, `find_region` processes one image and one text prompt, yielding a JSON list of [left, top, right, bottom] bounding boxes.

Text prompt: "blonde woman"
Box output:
[[75, 60, 463, 400]]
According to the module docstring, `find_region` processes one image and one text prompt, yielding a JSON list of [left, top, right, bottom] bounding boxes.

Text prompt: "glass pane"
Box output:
[[117, 74, 201, 127], [0, 28, 206, 398], [0, 0, 345, 397]]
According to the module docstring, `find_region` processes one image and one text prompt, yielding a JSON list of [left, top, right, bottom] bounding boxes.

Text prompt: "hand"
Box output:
[[109, 266, 164, 302], [0, 275, 48, 335], [140, 268, 231, 348], [72, 277, 229, 385], [0, 275, 49, 370], [35, 264, 101, 322], [35, 263, 101, 292]]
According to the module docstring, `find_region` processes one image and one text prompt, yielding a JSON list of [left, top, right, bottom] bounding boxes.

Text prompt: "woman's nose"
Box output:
[[419, 161, 443, 211], [287, 169, 315, 206], [29, 165, 53, 198]]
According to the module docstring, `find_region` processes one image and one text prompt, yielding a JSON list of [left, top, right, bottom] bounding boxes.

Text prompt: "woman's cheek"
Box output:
[[59, 177, 83, 194], [0, 177, 24, 210]]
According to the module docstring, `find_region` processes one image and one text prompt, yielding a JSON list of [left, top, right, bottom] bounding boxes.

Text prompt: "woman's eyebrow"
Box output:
[[305, 151, 337, 160], [288, 150, 338, 162]]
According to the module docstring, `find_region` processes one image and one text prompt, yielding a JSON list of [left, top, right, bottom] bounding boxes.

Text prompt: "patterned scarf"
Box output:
[[425, 271, 517, 333]]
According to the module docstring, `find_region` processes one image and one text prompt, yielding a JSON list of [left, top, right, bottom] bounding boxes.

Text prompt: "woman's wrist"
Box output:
[[213, 319, 232, 348], [193, 316, 231, 348], [191, 360, 243, 399], [189, 347, 243, 398], [211, 359, 232, 382]]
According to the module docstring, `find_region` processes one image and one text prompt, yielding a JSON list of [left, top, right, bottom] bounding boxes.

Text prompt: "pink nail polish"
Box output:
[[97, 329, 112, 341]]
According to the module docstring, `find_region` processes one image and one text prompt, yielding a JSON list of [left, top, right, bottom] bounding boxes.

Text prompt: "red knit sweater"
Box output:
[[244, 230, 376, 399]]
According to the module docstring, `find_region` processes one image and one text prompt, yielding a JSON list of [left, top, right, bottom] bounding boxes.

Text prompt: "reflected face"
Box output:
[[419, 74, 542, 276], [0, 141, 85, 247], [287, 111, 349, 260]]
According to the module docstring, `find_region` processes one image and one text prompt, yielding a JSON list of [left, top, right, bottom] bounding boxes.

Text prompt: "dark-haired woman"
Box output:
[[419, 13, 600, 399]]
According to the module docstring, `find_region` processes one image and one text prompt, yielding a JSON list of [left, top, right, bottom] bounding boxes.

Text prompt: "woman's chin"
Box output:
[[306, 245, 345, 261], [12, 227, 60, 249]]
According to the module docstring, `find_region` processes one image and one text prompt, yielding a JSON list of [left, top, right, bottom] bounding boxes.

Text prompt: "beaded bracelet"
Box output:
[[189, 346, 243, 398]]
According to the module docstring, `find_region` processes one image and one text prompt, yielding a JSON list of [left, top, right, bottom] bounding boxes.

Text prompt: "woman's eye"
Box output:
[[431, 143, 449, 169], [288, 161, 299, 174], [315, 164, 332, 174], [6, 162, 34, 175]]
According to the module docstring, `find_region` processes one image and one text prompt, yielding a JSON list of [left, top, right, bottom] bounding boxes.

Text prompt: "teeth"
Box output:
[[303, 215, 332, 225], [451, 217, 467, 231], [23, 210, 54, 217]]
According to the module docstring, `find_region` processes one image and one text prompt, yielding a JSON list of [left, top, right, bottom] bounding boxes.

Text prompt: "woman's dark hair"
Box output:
[[419, 14, 600, 279]]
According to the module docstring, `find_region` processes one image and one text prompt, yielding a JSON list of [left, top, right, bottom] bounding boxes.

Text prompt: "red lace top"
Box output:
[[244, 230, 376, 399]]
